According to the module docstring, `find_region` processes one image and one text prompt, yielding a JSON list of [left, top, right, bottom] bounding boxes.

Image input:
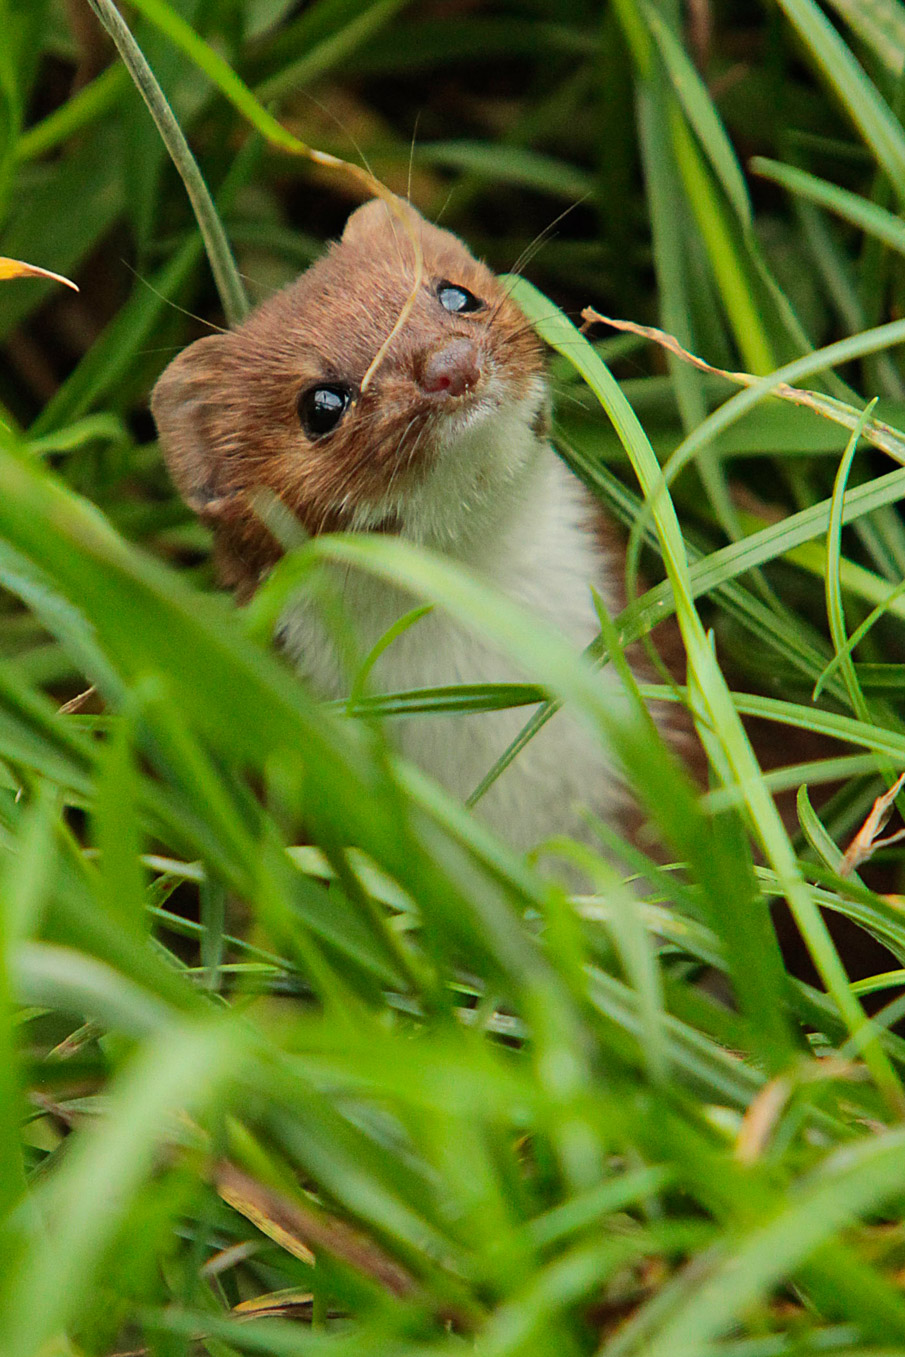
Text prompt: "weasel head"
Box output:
[[151, 197, 548, 593]]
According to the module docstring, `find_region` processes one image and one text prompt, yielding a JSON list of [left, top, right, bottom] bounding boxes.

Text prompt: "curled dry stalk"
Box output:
[[86, 0, 422, 378], [842, 770, 905, 876], [584, 308, 905, 465]]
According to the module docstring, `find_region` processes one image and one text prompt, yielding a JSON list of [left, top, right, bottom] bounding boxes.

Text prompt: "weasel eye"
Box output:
[[297, 382, 354, 438], [436, 280, 483, 314]]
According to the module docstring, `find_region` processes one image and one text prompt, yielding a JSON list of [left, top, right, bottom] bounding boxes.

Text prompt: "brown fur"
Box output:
[[152, 199, 545, 598]]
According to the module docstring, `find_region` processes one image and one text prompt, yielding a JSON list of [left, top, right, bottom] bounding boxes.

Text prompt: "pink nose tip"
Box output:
[[418, 338, 482, 397]]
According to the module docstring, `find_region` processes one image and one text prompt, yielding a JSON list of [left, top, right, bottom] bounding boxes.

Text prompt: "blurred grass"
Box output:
[[8, 0, 905, 1354]]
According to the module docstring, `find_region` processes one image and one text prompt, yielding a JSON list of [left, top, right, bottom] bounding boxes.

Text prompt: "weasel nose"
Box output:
[[418, 338, 482, 397]]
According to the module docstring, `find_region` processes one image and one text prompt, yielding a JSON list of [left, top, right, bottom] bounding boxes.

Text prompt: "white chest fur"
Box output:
[[280, 421, 633, 851]]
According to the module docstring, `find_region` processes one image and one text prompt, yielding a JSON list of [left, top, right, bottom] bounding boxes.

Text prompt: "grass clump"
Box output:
[[6, 1, 905, 1355]]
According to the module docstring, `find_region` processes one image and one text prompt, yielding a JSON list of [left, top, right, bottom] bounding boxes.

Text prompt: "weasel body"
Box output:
[[152, 199, 685, 848]]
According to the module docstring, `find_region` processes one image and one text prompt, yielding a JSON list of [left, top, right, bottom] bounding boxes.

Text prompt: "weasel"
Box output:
[[151, 198, 694, 852]]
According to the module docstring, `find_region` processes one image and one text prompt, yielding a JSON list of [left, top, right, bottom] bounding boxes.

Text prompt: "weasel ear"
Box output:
[[151, 334, 238, 518], [341, 196, 478, 267], [341, 196, 423, 249]]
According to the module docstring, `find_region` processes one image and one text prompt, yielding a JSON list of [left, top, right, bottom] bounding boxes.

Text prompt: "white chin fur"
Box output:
[[346, 375, 549, 552]]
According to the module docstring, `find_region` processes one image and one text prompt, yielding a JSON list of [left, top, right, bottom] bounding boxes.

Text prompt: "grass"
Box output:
[[7, 0, 905, 1353]]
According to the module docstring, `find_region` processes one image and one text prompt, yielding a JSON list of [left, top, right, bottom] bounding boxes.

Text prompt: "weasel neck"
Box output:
[[284, 442, 622, 669], [277, 444, 634, 851]]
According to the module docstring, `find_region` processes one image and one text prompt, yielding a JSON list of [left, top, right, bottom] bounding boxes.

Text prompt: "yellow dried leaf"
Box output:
[[0, 257, 78, 290]]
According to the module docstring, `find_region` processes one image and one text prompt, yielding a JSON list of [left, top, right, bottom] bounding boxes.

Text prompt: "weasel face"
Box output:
[[151, 198, 548, 592]]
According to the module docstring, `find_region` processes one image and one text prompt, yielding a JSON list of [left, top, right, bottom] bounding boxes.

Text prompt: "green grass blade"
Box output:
[[0, 1016, 237, 1357], [753, 155, 905, 256], [0, 790, 57, 1221], [796, 783, 848, 873], [643, 6, 751, 227], [417, 142, 594, 199], [824, 0, 905, 73], [824, 400, 876, 723], [637, 1128, 905, 1355], [255, 0, 413, 99], [815, 576, 905, 697], [92, 714, 147, 937], [774, 0, 905, 203], [85, 0, 248, 325], [15, 66, 127, 163]]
